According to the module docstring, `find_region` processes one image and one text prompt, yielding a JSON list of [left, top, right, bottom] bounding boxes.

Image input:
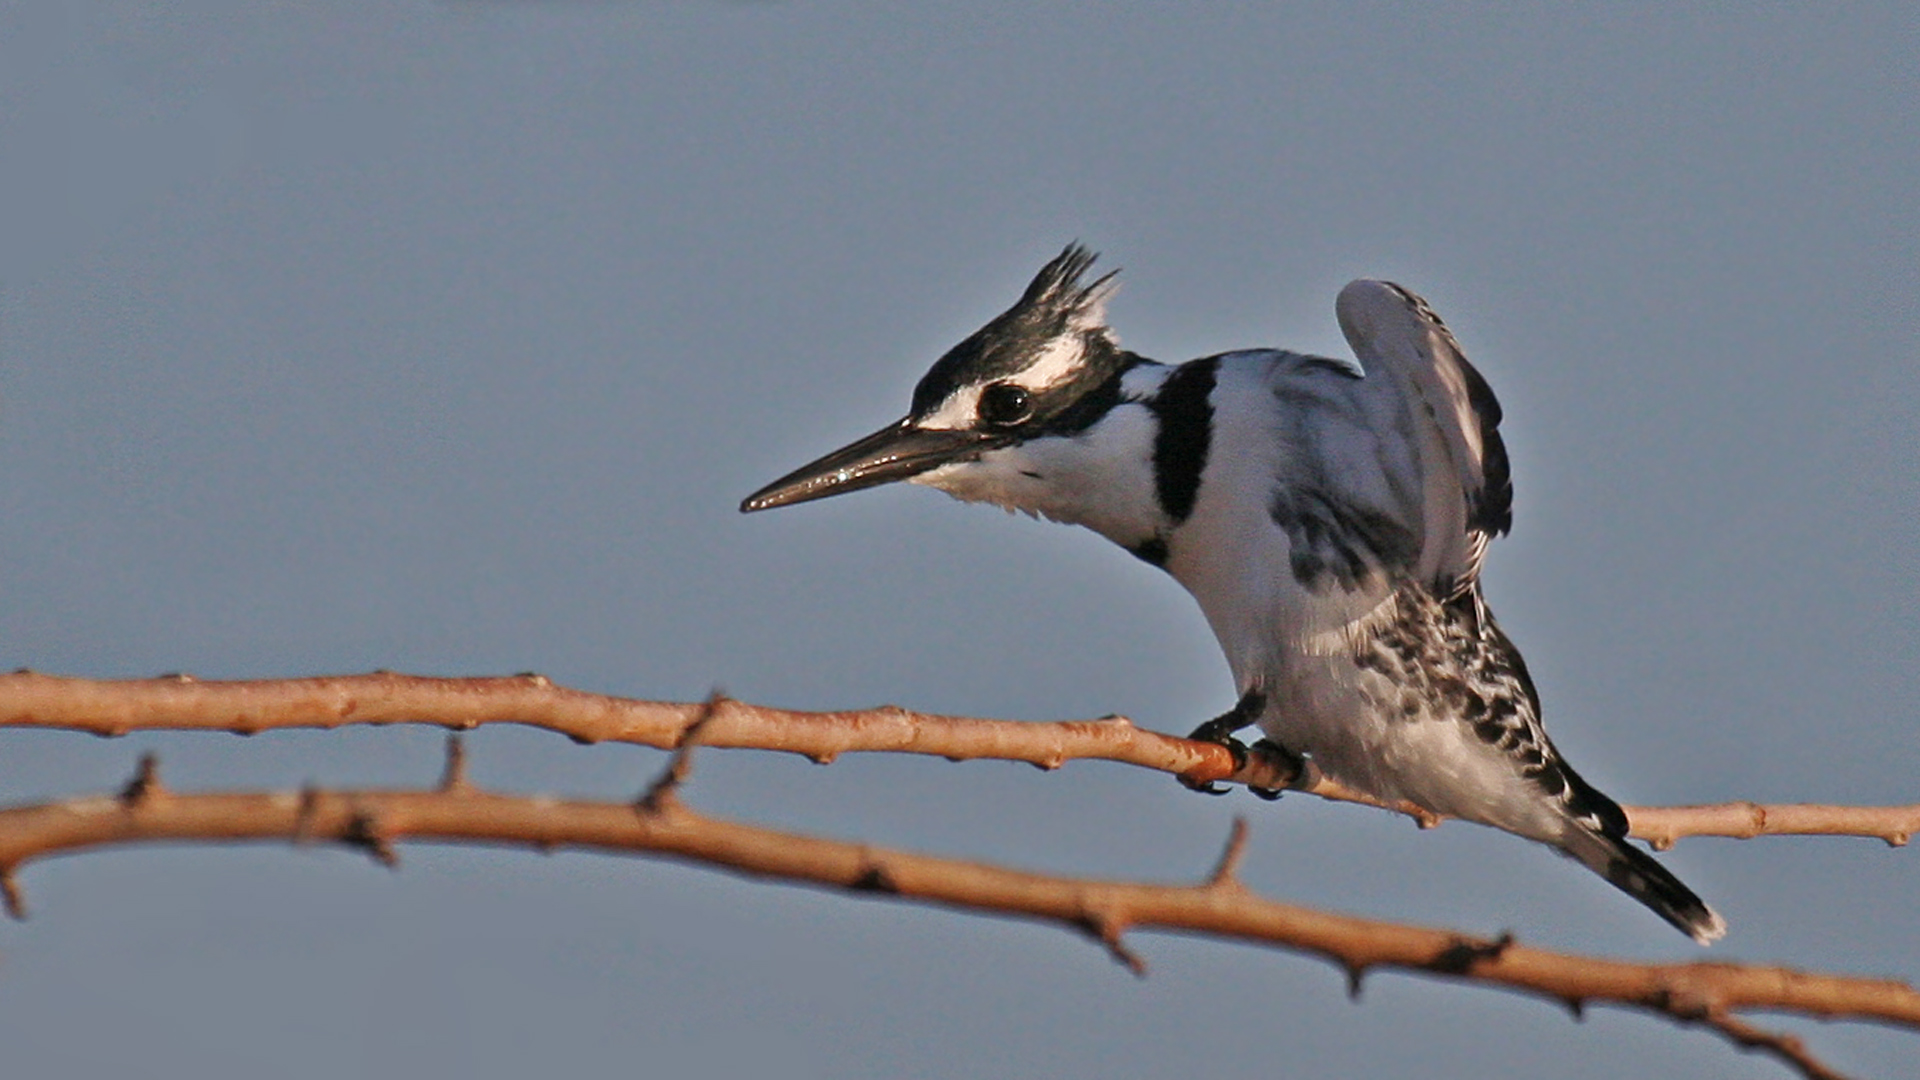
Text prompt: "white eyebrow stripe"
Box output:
[[1009, 335, 1085, 391], [917, 385, 983, 430]]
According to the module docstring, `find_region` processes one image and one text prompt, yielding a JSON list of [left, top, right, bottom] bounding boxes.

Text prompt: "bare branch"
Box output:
[[0, 775, 1909, 1079], [1699, 1010, 1852, 1080], [2, 671, 1913, 845], [1632, 802, 1916, 850]]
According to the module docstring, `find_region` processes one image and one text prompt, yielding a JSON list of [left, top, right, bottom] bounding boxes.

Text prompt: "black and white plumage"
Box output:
[[742, 245, 1725, 944]]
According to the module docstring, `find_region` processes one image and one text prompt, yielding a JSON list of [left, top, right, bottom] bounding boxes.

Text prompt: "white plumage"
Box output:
[[744, 245, 1725, 943]]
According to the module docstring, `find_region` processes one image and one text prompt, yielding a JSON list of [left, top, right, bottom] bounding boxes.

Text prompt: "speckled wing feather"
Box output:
[[1334, 280, 1512, 599]]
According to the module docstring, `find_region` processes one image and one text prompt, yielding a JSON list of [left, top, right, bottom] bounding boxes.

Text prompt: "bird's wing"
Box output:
[[1333, 280, 1512, 598]]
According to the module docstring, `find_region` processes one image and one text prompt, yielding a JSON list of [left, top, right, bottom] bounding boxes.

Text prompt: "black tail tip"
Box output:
[[1604, 840, 1728, 945]]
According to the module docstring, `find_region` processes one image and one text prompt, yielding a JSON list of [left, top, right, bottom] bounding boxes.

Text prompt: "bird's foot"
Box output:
[[1179, 734, 1249, 796], [1245, 738, 1306, 800], [1179, 689, 1266, 796]]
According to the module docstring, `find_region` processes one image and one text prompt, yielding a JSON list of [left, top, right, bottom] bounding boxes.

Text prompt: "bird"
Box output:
[[740, 244, 1725, 944]]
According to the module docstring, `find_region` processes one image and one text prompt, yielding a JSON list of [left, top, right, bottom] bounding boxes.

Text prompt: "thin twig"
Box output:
[[1700, 1010, 1851, 1080], [0, 672, 1914, 843], [637, 690, 726, 814], [438, 735, 469, 793]]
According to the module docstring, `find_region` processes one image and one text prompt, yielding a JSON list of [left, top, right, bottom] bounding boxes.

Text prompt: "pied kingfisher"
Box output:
[[741, 245, 1725, 944]]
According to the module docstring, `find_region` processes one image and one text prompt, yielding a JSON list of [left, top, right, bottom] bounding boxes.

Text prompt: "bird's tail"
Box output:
[[1557, 819, 1726, 945]]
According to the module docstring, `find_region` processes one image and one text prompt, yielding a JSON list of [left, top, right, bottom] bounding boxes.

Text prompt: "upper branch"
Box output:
[[0, 671, 1914, 845]]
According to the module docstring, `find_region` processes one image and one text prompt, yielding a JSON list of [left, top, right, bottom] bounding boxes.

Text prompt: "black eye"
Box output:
[[977, 383, 1032, 427]]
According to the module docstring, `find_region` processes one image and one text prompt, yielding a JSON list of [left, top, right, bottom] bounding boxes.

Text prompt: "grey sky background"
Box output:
[[3, 3, 1916, 1077]]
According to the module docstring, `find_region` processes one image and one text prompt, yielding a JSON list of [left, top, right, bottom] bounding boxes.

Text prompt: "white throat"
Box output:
[[912, 364, 1171, 549]]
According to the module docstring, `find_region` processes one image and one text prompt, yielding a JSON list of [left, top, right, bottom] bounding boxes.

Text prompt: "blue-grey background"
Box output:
[[3, 4, 1916, 1077]]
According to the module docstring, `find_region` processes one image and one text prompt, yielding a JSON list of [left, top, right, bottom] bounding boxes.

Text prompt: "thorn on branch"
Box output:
[[1076, 909, 1146, 977], [119, 753, 166, 806], [1, 869, 25, 921], [341, 810, 399, 869], [638, 690, 726, 815], [1207, 817, 1250, 888], [438, 735, 470, 792]]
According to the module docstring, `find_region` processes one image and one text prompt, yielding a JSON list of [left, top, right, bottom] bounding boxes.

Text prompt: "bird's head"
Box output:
[[741, 244, 1132, 513]]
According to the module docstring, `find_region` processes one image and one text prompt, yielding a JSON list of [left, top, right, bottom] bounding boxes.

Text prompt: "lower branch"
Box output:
[[0, 758, 1912, 1080], [0, 671, 1915, 845]]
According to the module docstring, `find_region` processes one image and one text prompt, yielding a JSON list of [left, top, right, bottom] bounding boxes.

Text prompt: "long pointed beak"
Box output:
[[740, 419, 1003, 513]]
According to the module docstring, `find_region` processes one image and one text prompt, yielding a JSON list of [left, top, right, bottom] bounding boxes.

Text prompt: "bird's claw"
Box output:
[[1179, 734, 1247, 795], [1180, 703, 1255, 795], [1247, 737, 1307, 798]]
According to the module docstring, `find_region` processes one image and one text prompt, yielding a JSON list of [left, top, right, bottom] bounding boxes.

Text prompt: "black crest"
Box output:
[[1015, 243, 1119, 328], [908, 244, 1131, 426]]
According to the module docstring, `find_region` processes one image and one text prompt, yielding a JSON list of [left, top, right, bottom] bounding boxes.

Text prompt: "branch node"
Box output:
[[293, 785, 322, 845], [342, 810, 399, 869], [438, 735, 470, 793], [1563, 996, 1587, 1021], [516, 671, 551, 688], [1657, 982, 1717, 1022], [1649, 835, 1675, 852], [1429, 931, 1515, 975], [1887, 832, 1909, 848], [1030, 756, 1064, 771], [119, 753, 166, 806], [808, 751, 839, 766], [158, 671, 197, 683], [639, 690, 725, 814], [851, 857, 900, 894], [1, 868, 25, 921], [1345, 963, 1367, 1001], [1206, 817, 1251, 888]]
